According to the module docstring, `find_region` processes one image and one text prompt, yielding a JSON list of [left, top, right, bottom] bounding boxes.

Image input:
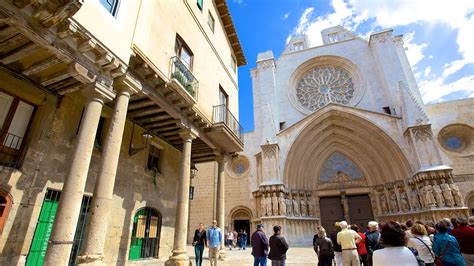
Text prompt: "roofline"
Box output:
[[215, 0, 247, 66]]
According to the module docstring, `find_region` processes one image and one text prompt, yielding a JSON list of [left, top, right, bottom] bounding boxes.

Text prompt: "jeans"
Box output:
[[254, 255, 267, 266], [271, 259, 285, 266], [227, 239, 233, 249], [194, 244, 204, 266], [240, 236, 247, 249]]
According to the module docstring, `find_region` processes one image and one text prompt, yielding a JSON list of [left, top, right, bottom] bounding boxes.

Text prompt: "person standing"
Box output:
[[252, 224, 269, 266], [227, 230, 234, 250], [433, 219, 466, 266], [337, 221, 362, 266], [207, 220, 222, 266], [193, 223, 208, 266], [407, 223, 435, 266], [365, 221, 383, 266], [268, 225, 289, 266], [351, 224, 368, 266], [314, 227, 334, 266], [372, 221, 417, 266], [330, 222, 343, 266], [451, 216, 474, 265]]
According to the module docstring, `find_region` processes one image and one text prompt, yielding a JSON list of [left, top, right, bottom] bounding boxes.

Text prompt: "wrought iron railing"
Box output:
[[212, 104, 244, 143], [170, 56, 198, 100], [0, 130, 25, 169]]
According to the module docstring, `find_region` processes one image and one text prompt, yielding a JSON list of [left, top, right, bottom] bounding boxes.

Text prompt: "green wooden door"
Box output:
[[128, 209, 144, 260]]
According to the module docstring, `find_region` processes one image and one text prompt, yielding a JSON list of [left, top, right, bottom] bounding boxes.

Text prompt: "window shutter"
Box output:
[[149, 216, 159, 238], [197, 0, 203, 10], [136, 215, 147, 238]]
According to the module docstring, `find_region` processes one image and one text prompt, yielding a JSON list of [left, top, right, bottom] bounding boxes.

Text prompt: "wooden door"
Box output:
[[319, 196, 344, 235], [348, 195, 374, 232]]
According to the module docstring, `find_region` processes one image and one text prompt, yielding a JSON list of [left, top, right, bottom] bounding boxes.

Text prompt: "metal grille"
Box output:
[[212, 104, 244, 143], [68, 195, 92, 265], [129, 208, 162, 260], [0, 129, 25, 168]]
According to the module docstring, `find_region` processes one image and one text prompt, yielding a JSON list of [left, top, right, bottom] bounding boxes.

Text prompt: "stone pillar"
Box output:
[[215, 155, 227, 259], [165, 130, 196, 266], [44, 82, 115, 266], [77, 75, 141, 265]]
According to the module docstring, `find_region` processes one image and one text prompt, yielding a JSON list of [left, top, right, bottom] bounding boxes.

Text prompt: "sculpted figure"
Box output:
[[380, 193, 389, 213], [278, 192, 286, 215], [423, 181, 437, 207], [300, 198, 307, 217], [400, 191, 410, 211], [285, 197, 292, 216], [432, 182, 445, 207], [389, 191, 399, 212], [272, 192, 279, 215], [292, 196, 300, 216], [450, 183, 464, 207], [260, 197, 266, 217], [411, 189, 421, 210], [440, 179, 454, 207], [307, 200, 314, 217], [265, 194, 273, 216]]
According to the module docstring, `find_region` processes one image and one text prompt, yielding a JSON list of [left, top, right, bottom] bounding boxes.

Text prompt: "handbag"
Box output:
[[435, 239, 451, 266], [412, 237, 434, 266]]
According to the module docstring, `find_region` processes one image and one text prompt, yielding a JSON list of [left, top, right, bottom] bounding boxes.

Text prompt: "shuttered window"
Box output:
[[129, 208, 162, 260]]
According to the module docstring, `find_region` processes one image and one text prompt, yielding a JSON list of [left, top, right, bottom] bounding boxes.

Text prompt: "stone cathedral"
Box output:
[[188, 26, 474, 246]]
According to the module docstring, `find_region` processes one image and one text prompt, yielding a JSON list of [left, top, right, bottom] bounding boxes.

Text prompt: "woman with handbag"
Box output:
[[407, 223, 435, 266], [193, 223, 208, 266], [432, 220, 465, 266]]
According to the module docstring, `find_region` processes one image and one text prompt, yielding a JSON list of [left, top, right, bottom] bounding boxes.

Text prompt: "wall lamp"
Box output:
[[129, 124, 154, 156]]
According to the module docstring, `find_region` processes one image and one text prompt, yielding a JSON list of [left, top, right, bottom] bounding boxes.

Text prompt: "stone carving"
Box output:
[[278, 192, 286, 215], [320, 152, 363, 182], [261, 144, 278, 159], [410, 189, 421, 210], [341, 195, 350, 221], [389, 191, 399, 212], [412, 126, 432, 142], [450, 184, 464, 207], [400, 191, 410, 211], [300, 198, 307, 217], [432, 182, 445, 207], [380, 193, 389, 213], [307, 200, 314, 217], [265, 194, 273, 216], [422, 181, 437, 208], [272, 192, 279, 216], [295, 66, 355, 112], [260, 197, 267, 217], [370, 32, 390, 44], [440, 179, 454, 207], [258, 59, 274, 70], [292, 196, 300, 216], [285, 196, 292, 216]]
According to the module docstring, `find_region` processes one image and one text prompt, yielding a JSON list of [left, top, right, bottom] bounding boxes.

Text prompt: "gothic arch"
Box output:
[[229, 205, 253, 221], [283, 106, 412, 190]]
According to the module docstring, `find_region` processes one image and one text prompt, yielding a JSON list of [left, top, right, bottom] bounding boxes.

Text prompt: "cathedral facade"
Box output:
[[188, 26, 474, 246]]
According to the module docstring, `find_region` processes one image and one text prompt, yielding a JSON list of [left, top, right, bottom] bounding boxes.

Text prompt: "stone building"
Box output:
[[0, 0, 245, 265], [188, 26, 474, 246]]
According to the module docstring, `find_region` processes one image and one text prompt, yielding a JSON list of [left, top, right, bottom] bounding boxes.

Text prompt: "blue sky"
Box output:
[[227, 0, 474, 132]]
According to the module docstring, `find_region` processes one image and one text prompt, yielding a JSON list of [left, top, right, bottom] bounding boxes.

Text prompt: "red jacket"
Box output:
[[357, 232, 367, 255], [451, 225, 474, 254]]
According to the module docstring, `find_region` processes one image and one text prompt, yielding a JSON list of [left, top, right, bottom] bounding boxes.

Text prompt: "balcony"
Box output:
[[170, 56, 198, 104], [205, 104, 244, 153], [0, 130, 25, 169]]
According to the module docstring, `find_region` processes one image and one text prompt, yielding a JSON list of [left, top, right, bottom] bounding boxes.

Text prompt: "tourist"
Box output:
[[406, 220, 414, 238], [251, 224, 269, 266], [227, 230, 234, 250], [268, 225, 289, 266], [469, 216, 474, 228], [433, 219, 465, 266], [330, 222, 343, 266], [351, 224, 368, 266], [207, 220, 222, 266], [193, 223, 208, 266], [314, 226, 334, 266], [233, 229, 239, 248], [365, 221, 383, 266], [407, 223, 435, 266], [450, 217, 474, 265], [337, 221, 362, 266], [373, 221, 417, 266], [239, 229, 248, 250]]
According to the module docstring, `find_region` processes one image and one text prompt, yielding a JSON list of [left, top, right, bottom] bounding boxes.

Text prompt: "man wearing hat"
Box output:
[[251, 224, 269, 266]]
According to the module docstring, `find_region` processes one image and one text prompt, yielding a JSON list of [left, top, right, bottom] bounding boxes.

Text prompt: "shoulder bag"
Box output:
[[435, 239, 451, 266]]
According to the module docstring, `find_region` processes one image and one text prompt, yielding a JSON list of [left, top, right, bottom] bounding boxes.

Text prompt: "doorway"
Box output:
[[233, 219, 250, 245], [320, 196, 344, 235]]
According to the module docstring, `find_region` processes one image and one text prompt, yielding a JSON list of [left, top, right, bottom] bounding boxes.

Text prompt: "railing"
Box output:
[[0, 130, 25, 169], [212, 104, 244, 143], [170, 56, 198, 100]]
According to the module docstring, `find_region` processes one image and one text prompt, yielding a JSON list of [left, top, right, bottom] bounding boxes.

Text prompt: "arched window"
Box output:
[[0, 190, 12, 234], [129, 207, 162, 260]]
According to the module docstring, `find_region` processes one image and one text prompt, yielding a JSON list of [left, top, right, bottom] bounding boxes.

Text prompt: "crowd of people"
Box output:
[[192, 216, 474, 266]]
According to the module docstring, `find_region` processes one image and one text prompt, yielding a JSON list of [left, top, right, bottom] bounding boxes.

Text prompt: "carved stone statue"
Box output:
[[292, 196, 300, 216], [400, 191, 410, 211], [380, 193, 388, 213], [260, 196, 266, 217], [272, 192, 279, 215], [285, 197, 292, 216], [265, 194, 273, 216], [307, 199, 314, 217], [278, 192, 286, 215], [450, 183, 464, 207], [440, 179, 454, 207], [341, 195, 350, 221], [300, 198, 307, 217], [410, 189, 421, 210], [432, 182, 445, 207], [423, 181, 437, 208], [389, 191, 399, 212]]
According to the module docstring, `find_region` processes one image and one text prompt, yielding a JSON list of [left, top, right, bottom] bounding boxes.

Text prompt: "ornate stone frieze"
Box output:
[[257, 59, 275, 70], [412, 126, 433, 142]]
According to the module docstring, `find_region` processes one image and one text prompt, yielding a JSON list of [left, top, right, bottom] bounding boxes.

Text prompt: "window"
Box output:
[[328, 33, 339, 43], [189, 186, 195, 200], [208, 12, 215, 32], [293, 42, 304, 51], [382, 106, 392, 115], [94, 117, 106, 149], [129, 208, 162, 260], [175, 36, 193, 70], [197, 0, 203, 10], [0, 190, 12, 234], [147, 145, 161, 172], [99, 0, 120, 16], [0, 91, 35, 168], [231, 56, 237, 73]]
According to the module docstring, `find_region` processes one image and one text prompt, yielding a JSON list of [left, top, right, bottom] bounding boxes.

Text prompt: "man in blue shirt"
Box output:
[[207, 220, 222, 266]]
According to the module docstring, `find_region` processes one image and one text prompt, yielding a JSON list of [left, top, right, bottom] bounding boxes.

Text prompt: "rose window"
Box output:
[[295, 66, 355, 111]]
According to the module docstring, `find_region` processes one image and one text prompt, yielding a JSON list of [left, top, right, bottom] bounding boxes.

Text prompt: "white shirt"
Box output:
[[407, 235, 434, 263], [227, 232, 234, 240], [373, 246, 418, 266]]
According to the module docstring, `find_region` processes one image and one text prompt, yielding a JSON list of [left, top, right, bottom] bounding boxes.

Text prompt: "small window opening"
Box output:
[[279, 122, 286, 130], [147, 145, 162, 173], [382, 106, 392, 115]]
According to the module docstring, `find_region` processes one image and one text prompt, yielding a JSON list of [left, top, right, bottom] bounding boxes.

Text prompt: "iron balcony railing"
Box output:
[[212, 104, 244, 143], [170, 56, 198, 100], [0, 130, 25, 169]]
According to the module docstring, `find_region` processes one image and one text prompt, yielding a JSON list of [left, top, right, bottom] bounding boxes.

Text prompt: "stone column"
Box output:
[[77, 75, 141, 265], [215, 155, 227, 259], [44, 82, 115, 266], [165, 130, 197, 266]]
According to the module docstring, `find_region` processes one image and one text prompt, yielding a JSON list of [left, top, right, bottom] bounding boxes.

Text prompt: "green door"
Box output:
[[128, 209, 144, 260]]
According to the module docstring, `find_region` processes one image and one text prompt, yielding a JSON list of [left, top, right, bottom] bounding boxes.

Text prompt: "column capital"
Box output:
[[179, 129, 198, 141], [113, 72, 142, 95], [81, 81, 115, 103], [214, 154, 229, 164]]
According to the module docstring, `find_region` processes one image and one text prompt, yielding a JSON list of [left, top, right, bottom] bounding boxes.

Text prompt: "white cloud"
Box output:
[[283, 12, 290, 20], [403, 32, 427, 67], [233, 0, 243, 4], [424, 66, 431, 77], [419, 75, 474, 103], [442, 59, 466, 78]]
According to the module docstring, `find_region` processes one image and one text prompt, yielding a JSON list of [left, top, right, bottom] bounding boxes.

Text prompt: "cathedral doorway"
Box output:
[[229, 206, 252, 245]]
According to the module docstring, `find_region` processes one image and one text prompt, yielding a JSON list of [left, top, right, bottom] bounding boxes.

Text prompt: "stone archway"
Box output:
[[467, 192, 474, 215], [229, 206, 252, 243]]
